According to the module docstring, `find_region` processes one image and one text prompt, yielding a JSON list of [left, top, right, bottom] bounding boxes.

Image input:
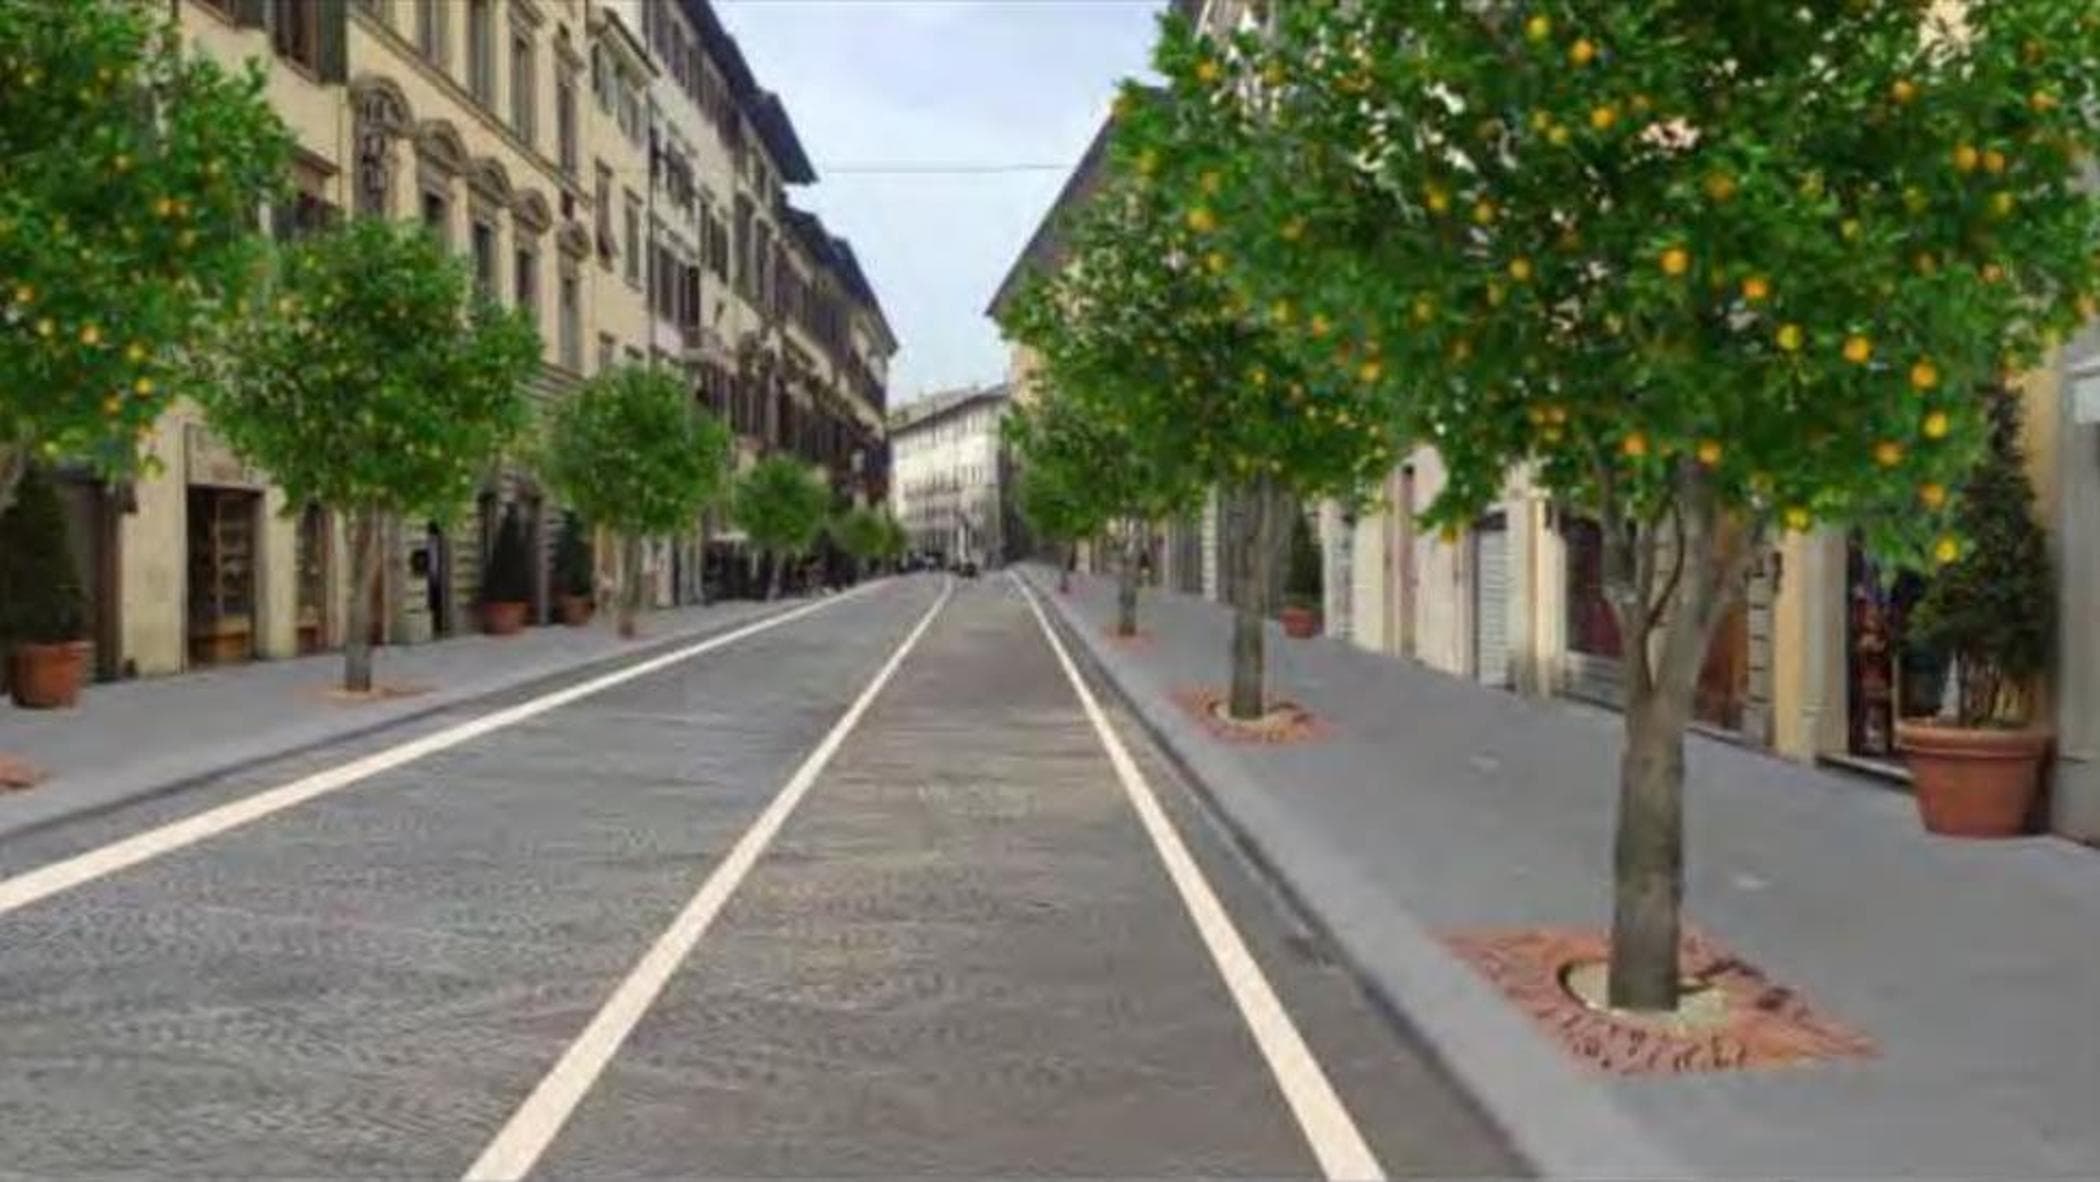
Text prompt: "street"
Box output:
[[0, 575, 1518, 1179]]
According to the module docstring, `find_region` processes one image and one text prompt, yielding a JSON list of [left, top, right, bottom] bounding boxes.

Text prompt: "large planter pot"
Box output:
[[1896, 720, 2051, 838], [1280, 604, 1321, 640], [558, 595, 595, 627], [482, 601, 529, 636], [10, 641, 89, 709]]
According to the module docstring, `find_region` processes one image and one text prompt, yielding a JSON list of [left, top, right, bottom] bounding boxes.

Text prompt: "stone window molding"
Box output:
[[414, 119, 470, 193], [349, 74, 413, 218], [512, 190, 554, 239], [467, 156, 516, 208]]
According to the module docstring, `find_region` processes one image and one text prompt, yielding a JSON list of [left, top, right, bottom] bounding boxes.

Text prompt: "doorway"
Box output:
[[1472, 512, 1511, 687], [186, 487, 261, 667], [54, 475, 121, 681], [425, 521, 453, 638]]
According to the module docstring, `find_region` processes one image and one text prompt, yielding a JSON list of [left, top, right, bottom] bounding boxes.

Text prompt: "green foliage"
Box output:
[[552, 510, 592, 598], [543, 364, 731, 539], [480, 507, 532, 605], [1123, 1, 2100, 569], [1285, 511, 1322, 609], [997, 150, 1397, 512], [832, 506, 887, 562], [0, 465, 86, 644], [208, 217, 540, 522], [733, 456, 830, 558], [0, 0, 292, 497], [877, 511, 909, 561], [1908, 391, 2054, 726], [1012, 450, 1099, 553]]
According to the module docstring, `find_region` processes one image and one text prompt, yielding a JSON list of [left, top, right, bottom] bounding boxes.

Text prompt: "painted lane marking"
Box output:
[[1015, 574, 1386, 1182], [0, 582, 894, 923], [462, 578, 953, 1182]]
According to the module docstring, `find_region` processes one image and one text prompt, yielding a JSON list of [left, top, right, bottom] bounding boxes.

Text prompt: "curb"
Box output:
[[0, 591, 851, 844], [1024, 566, 1693, 1181]]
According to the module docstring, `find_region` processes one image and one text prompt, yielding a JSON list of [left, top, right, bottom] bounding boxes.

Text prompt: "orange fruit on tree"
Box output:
[[1570, 38, 1596, 66], [1953, 144, 1980, 173], [1590, 104, 1617, 131], [1696, 439, 1723, 466], [1742, 275, 1771, 302], [1704, 172, 1738, 203], [1621, 432, 1649, 458], [1843, 334, 1874, 364], [1509, 256, 1534, 282], [1984, 148, 2008, 175], [1525, 14, 1552, 42], [1923, 410, 1950, 439], [1910, 358, 1940, 391], [1785, 506, 1812, 532], [1187, 206, 1218, 234], [1891, 79, 1917, 105], [1919, 482, 1947, 509], [1874, 441, 1905, 468], [1660, 247, 1690, 276], [1934, 536, 1960, 564], [1776, 323, 1804, 352]]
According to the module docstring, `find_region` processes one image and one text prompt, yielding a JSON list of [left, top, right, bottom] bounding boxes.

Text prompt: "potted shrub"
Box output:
[[479, 506, 533, 636], [1280, 510, 1323, 639], [0, 467, 90, 708], [1897, 392, 2055, 837], [552, 511, 595, 625]]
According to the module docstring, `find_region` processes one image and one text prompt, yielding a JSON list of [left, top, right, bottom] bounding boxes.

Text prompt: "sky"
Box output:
[[713, 0, 1169, 405]]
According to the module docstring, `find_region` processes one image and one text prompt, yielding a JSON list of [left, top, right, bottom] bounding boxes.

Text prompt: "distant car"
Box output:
[[959, 561, 980, 579]]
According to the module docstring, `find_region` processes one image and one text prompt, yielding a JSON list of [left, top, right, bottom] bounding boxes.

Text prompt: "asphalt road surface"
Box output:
[[0, 575, 1523, 1179]]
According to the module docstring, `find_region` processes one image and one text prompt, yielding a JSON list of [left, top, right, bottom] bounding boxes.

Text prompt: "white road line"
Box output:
[[0, 582, 893, 923], [1015, 575, 1386, 1182], [462, 578, 953, 1182]]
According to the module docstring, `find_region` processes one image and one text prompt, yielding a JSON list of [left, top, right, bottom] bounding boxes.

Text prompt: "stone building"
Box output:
[[45, 0, 893, 687], [888, 386, 1015, 569]]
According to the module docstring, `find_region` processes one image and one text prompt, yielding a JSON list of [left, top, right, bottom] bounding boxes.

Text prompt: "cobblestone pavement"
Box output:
[[0, 574, 1520, 1178]]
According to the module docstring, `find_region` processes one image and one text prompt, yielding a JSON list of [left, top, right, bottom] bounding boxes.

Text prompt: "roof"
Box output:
[[887, 383, 1012, 434], [679, 0, 815, 184], [781, 204, 897, 355], [984, 111, 1117, 319]]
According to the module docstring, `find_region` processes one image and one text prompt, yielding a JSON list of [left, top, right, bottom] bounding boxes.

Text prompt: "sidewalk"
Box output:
[[1028, 567, 2100, 1180], [0, 594, 811, 841]]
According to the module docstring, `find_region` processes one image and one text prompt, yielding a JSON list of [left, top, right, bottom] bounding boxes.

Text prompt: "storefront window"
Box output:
[[1846, 538, 1948, 757], [1563, 516, 1622, 659]]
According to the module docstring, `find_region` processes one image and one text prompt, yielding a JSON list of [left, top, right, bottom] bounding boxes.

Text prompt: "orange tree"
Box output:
[[1122, 1, 2100, 1009], [1000, 376, 1199, 638], [1000, 160, 1398, 713], [0, 0, 291, 515]]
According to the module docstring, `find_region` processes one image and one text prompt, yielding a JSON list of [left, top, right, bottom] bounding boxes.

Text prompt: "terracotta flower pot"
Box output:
[[558, 595, 595, 627], [1895, 720, 2050, 837], [482, 601, 529, 636], [10, 641, 89, 709], [1280, 604, 1321, 639]]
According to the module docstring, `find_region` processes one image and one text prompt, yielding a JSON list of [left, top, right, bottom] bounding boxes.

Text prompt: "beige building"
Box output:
[[52, 0, 893, 685]]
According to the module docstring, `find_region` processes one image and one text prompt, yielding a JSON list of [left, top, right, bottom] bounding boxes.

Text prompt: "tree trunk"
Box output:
[[1602, 492, 1756, 1011], [1116, 525, 1141, 637], [0, 442, 29, 521], [341, 507, 382, 695], [1226, 480, 1276, 720], [618, 534, 643, 639], [1608, 679, 1692, 1009], [767, 550, 784, 601]]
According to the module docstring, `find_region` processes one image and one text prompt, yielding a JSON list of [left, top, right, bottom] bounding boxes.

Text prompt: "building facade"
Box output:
[[888, 386, 1014, 568], [43, 0, 893, 687]]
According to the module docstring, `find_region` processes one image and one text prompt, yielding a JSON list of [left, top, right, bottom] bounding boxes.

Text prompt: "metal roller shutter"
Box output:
[[1473, 517, 1511, 688]]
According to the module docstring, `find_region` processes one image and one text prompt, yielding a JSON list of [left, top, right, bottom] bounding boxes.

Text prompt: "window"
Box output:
[[559, 272, 581, 370], [513, 247, 539, 329], [618, 82, 642, 145], [591, 46, 614, 113], [471, 219, 497, 297], [416, 0, 444, 66], [556, 68, 578, 176], [354, 0, 383, 19], [271, 0, 319, 71], [597, 332, 616, 374], [467, 0, 495, 104], [509, 31, 535, 144], [594, 164, 615, 266], [623, 192, 642, 287], [422, 189, 449, 246]]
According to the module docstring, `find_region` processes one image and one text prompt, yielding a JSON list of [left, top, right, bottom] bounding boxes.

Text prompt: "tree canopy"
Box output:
[[734, 456, 832, 559], [0, 0, 293, 512], [210, 216, 541, 524], [543, 363, 732, 540]]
